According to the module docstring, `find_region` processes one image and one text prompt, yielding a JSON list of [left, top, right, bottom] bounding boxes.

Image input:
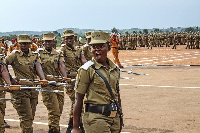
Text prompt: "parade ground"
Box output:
[[4, 45, 200, 133]]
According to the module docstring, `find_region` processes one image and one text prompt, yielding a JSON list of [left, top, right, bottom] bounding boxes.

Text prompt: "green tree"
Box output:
[[143, 29, 148, 34], [111, 27, 118, 34], [132, 31, 137, 34], [185, 27, 195, 33], [125, 31, 129, 35], [154, 28, 160, 33]]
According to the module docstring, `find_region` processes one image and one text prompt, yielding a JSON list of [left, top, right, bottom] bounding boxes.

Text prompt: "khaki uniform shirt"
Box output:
[[82, 44, 92, 61], [5, 49, 41, 80], [60, 44, 82, 72], [75, 58, 120, 105], [0, 54, 5, 85], [39, 48, 64, 76]]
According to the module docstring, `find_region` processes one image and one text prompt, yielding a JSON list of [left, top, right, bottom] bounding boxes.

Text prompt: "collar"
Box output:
[[19, 49, 32, 57], [43, 48, 57, 55], [66, 45, 75, 51], [92, 58, 117, 71]]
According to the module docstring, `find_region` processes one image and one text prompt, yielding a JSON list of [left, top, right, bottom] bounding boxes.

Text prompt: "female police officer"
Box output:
[[72, 31, 123, 133], [5, 34, 47, 133]]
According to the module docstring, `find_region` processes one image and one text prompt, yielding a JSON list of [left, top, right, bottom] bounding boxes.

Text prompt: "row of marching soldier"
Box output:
[[0, 30, 123, 133]]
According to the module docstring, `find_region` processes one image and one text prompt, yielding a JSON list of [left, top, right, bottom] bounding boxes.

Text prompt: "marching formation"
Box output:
[[117, 32, 200, 50], [0, 30, 124, 133]]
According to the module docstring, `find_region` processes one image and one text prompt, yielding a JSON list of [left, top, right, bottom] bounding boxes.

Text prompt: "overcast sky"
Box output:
[[1, 0, 199, 32]]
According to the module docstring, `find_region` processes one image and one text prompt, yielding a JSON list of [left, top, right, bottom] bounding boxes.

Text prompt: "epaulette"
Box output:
[[83, 43, 89, 47], [12, 50, 20, 53], [37, 48, 44, 51], [32, 51, 39, 54], [81, 60, 94, 70], [61, 44, 66, 47], [56, 49, 62, 53]]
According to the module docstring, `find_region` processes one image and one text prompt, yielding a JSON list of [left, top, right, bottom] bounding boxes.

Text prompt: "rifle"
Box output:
[[19, 78, 73, 87], [120, 77, 134, 79], [46, 75, 76, 83], [0, 85, 41, 91], [0, 85, 64, 93], [0, 98, 16, 101], [120, 69, 149, 75], [67, 71, 77, 78]]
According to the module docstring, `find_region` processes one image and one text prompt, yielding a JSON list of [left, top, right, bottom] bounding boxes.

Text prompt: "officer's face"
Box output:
[[19, 42, 30, 53], [64, 36, 74, 47], [91, 43, 108, 63], [44, 40, 54, 52], [86, 38, 91, 44]]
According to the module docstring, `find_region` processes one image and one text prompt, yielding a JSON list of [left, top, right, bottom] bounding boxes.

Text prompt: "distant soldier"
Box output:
[[74, 33, 81, 48], [148, 34, 153, 49], [82, 31, 93, 61], [172, 33, 178, 49], [132, 34, 137, 50], [110, 34, 123, 68], [31, 38, 38, 51], [9, 39, 20, 53], [0, 39, 8, 56], [121, 35, 126, 50]]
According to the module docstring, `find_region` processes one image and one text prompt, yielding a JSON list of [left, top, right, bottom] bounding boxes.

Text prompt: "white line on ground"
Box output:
[[4, 119, 130, 133], [119, 84, 200, 89]]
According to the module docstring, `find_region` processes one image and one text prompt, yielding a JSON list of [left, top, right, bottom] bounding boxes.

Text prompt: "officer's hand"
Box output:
[[71, 127, 82, 133], [5, 84, 11, 92], [63, 77, 72, 83], [40, 79, 48, 87], [11, 78, 18, 85]]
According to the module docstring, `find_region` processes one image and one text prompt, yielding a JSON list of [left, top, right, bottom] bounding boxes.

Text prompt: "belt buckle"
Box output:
[[109, 111, 117, 118]]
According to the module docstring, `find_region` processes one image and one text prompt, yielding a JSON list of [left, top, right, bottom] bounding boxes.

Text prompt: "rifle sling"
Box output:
[[91, 65, 121, 113]]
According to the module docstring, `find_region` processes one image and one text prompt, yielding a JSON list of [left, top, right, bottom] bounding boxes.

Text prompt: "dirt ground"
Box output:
[[4, 45, 200, 133]]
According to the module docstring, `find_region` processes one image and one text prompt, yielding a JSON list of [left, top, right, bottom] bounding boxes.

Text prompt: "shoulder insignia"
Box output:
[[81, 60, 94, 70], [61, 44, 66, 47], [37, 48, 44, 51], [56, 49, 62, 53], [83, 43, 89, 47], [12, 50, 20, 53]]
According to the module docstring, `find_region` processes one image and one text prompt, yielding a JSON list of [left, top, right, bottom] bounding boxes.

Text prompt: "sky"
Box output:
[[0, 0, 200, 32]]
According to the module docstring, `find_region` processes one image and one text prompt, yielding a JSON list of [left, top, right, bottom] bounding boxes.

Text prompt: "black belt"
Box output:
[[85, 103, 117, 117]]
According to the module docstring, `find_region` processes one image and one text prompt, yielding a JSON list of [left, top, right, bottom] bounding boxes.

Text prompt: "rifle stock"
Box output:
[[0, 85, 24, 91]]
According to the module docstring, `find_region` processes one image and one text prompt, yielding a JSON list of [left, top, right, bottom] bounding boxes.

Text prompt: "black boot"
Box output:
[[48, 126, 60, 133], [4, 120, 10, 128], [66, 118, 73, 133], [80, 123, 85, 133]]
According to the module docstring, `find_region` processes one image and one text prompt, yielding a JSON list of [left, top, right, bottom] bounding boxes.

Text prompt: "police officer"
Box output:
[[59, 30, 86, 133], [72, 31, 123, 133], [5, 34, 47, 133], [0, 48, 12, 132], [82, 31, 93, 61], [38, 33, 68, 133], [110, 34, 123, 68]]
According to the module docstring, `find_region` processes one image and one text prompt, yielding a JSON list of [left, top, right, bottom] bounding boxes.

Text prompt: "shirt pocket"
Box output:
[[93, 74, 108, 95]]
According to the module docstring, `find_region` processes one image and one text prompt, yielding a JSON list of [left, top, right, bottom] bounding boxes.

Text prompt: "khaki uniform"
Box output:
[[60, 44, 82, 118], [75, 58, 120, 133], [0, 54, 6, 133], [82, 44, 92, 61], [5, 49, 40, 133], [39, 48, 65, 131]]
